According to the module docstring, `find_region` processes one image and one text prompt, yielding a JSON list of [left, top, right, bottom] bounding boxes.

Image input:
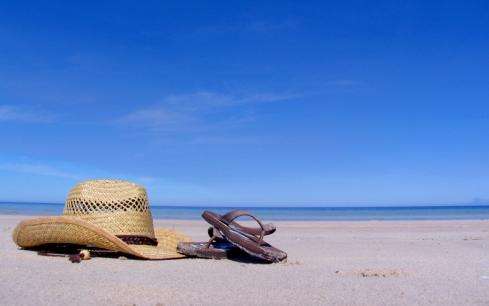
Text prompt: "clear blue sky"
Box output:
[[1, 1, 488, 206]]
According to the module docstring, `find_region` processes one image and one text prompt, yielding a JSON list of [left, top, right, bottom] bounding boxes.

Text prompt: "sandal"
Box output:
[[202, 210, 287, 263], [207, 214, 276, 240], [177, 239, 239, 260]]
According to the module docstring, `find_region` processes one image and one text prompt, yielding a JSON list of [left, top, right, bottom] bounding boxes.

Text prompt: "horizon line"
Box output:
[[1, 201, 488, 209]]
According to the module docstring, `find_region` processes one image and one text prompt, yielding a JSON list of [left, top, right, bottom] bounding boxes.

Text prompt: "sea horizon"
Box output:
[[2, 201, 489, 221]]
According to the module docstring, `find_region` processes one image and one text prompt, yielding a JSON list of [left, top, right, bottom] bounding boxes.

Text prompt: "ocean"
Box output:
[[1, 202, 489, 221]]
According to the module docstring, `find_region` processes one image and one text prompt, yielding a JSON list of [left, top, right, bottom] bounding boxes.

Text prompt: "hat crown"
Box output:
[[63, 179, 155, 238], [64, 179, 150, 215]]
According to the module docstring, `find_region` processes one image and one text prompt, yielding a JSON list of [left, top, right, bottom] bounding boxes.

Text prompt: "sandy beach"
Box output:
[[0, 215, 488, 305]]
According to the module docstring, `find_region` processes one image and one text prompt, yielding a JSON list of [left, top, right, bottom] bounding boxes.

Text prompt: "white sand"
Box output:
[[1, 215, 488, 305]]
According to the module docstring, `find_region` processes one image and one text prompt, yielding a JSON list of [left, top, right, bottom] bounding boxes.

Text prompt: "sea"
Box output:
[[1, 202, 489, 221]]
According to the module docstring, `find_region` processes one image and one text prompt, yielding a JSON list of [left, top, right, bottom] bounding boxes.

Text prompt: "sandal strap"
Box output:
[[223, 211, 275, 235], [221, 210, 265, 244]]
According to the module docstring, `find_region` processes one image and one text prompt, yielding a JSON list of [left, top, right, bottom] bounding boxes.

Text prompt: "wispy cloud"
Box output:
[[116, 91, 299, 134], [119, 106, 198, 132], [0, 162, 80, 179], [324, 80, 364, 87], [0, 105, 54, 123], [470, 197, 489, 204], [196, 19, 300, 36], [246, 20, 300, 33], [0, 157, 213, 202], [189, 135, 264, 145]]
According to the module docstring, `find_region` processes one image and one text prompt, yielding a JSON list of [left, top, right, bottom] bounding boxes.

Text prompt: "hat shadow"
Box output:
[[26, 244, 139, 260], [27, 244, 273, 264]]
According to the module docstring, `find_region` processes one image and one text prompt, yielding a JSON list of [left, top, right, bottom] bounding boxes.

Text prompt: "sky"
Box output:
[[0, 1, 489, 206]]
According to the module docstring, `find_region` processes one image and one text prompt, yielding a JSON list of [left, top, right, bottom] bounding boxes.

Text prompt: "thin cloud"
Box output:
[[116, 91, 299, 134], [0, 158, 213, 201], [0, 162, 80, 179], [196, 19, 300, 36], [324, 80, 364, 87], [189, 135, 263, 145], [119, 107, 198, 132], [470, 197, 489, 204], [246, 20, 300, 33], [0, 105, 54, 123]]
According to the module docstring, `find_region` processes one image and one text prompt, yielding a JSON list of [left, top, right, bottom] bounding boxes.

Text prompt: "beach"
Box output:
[[1, 215, 488, 306]]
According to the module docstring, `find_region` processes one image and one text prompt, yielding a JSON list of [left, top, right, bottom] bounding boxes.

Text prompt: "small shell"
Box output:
[[79, 249, 91, 260]]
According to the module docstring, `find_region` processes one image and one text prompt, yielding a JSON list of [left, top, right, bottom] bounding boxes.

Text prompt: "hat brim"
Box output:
[[13, 216, 190, 260]]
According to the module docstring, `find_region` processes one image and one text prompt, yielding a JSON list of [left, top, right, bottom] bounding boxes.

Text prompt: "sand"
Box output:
[[0, 215, 488, 305]]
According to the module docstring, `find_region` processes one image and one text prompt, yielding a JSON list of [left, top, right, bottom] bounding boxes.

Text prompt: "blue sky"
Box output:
[[1, 1, 488, 206]]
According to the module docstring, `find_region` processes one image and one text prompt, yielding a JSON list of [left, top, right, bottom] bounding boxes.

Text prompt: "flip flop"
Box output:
[[177, 210, 276, 260], [177, 239, 239, 260], [202, 210, 287, 263], [207, 214, 276, 240]]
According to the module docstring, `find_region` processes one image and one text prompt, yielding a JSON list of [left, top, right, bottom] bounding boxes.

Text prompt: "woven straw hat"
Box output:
[[12, 179, 190, 259]]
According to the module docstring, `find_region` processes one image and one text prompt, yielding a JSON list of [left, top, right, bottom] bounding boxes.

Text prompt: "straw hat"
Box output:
[[12, 179, 190, 259]]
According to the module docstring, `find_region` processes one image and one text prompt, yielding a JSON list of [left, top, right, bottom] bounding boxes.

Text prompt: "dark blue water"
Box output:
[[1, 202, 489, 221]]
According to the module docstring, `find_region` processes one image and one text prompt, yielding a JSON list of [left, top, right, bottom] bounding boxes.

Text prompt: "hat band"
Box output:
[[64, 211, 157, 239], [116, 235, 158, 246]]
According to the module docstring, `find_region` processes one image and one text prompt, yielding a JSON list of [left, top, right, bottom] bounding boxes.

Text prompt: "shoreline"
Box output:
[[2, 213, 489, 222]]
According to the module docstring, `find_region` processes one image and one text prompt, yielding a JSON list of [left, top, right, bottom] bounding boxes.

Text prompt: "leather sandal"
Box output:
[[202, 210, 287, 263]]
